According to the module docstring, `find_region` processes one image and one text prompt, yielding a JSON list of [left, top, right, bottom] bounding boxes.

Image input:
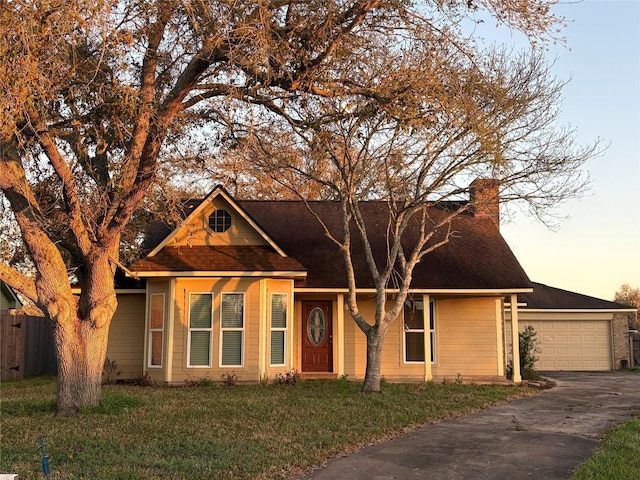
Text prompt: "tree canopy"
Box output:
[[615, 284, 639, 330]]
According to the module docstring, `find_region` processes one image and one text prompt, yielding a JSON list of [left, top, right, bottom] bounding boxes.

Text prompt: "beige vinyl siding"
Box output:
[[343, 305, 366, 378], [168, 198, 267, 248], [170, 277, 263, 383], [434, 298, 501, 378], [341, 297, 373, 379], [106, 293, 146, 380], [341, 296, 425, 381], [0, 288, 9, 310], [340, 296, 501, 381], [0, 283, 20, 311]]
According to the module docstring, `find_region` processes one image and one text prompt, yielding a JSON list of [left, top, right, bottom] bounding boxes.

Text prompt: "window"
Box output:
[[208, 209, 232, 232], [220, 293, 244, 367], [188, 293, 213, 367], [404, 299, 436, 363], [270, 293, 288, 366], [149, 294, 164, 367]]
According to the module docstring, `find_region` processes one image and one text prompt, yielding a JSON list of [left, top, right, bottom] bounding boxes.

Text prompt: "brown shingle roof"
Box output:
[[521, 283, 636, 310], [131, 245, 306, 274], [239, 200, 531, 290], [135, 196, 531, 290]]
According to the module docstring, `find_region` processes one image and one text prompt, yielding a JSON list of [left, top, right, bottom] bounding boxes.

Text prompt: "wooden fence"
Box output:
[[0, 312, 56, 381]]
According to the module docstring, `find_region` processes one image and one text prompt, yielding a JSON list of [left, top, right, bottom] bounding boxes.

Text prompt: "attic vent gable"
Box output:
[[208, 209, 232, 232]]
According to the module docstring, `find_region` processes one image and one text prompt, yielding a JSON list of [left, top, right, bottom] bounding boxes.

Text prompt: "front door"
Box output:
[[302, 301, 333, 372]]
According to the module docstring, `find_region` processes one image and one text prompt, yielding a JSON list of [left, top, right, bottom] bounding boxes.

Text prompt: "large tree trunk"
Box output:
[[361, 327, 386, 394], [51, 251, 117, 416], [54, 313, 111, 416]]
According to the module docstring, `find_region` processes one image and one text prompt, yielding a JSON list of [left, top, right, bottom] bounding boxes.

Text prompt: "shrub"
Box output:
[[507, 325, 542, 381], [220, 372, 239, 386], [184, 375, 215, 387], [275, 369, 299, 386], [102, 358, 121, 385], [134, 371, 156, 387]]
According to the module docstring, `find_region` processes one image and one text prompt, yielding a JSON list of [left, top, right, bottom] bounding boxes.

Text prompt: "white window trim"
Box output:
[[269, 292, 288, 367], [219, 292, 245, 368], [187, 292, 214, 368], [148, 293, 165, 368], [403, 299, 436, 364]]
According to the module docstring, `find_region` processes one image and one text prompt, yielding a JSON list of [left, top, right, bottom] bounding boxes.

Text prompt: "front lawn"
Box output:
[[0, 377, 533, 479], [570, 417, 640, 480]]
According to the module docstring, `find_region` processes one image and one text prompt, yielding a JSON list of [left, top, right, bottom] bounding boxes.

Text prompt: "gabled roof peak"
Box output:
[[146, 185, 288, 258]]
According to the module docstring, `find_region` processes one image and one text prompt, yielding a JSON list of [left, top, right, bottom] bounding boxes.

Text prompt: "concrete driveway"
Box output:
[[297, 372, 640, 480]]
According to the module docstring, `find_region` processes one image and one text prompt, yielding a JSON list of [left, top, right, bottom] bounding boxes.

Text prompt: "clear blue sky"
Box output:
[[497, 0, 640, 300]]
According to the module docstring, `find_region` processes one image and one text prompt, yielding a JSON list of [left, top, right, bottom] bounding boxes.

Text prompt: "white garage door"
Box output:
[[526, 320, 612, 371]]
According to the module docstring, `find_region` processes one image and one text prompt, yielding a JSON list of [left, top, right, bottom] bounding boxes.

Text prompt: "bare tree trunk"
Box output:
[[361, 327, 385, 394], [54, 314, 110, 416]]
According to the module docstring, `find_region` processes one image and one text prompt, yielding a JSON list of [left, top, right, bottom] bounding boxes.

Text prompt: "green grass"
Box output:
[[570, 417, 640, 480], [0, 376, 534, 479]]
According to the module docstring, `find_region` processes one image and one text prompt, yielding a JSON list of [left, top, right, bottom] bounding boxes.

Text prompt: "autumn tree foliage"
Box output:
[[216, 36, 597, 391], [614, 284, 639, 330], [0, 0, 586, 411]]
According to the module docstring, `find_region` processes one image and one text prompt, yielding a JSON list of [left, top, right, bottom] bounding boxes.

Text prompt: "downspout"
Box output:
[[510, 293, 522, 383]]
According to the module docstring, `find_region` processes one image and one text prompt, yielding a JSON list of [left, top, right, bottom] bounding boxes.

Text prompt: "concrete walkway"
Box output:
[[297, 372, 640, 480]]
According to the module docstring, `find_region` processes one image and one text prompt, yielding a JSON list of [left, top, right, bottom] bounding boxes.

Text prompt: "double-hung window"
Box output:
[[404, 298, 436, 363], [149, 294, 164, 367], [270, 293, 288, 366], [220, 293, 244, 367], [188, 293, 213, 367]]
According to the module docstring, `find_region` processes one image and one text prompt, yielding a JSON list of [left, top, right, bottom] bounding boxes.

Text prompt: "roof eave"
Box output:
[[295, 287, 533, 295], [507, 307, 638, 313], [131, 270, 308, 279]]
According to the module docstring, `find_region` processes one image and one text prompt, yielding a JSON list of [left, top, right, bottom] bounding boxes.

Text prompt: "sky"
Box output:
[[488, 0, 640, 301]]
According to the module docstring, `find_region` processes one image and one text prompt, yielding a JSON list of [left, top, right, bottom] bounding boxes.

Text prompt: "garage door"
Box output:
[[525, 320, 612, 371]]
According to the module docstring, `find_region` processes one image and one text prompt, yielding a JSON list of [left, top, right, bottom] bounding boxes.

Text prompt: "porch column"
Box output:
[[142, 288, 150, 378], [289, 291, 295, 369], [336, 294, 345, 377], [423, 294, 432, 382], [165, 278, 176, 384], [510, 293, 522, 383]]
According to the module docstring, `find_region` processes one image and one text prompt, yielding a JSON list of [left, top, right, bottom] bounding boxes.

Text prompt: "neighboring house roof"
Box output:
[[519, 282, 637, 311], [133, 186, 531, 291]]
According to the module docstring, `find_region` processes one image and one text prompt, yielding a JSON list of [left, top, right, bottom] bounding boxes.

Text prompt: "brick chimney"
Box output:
[[469, 178, 500, 228]]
